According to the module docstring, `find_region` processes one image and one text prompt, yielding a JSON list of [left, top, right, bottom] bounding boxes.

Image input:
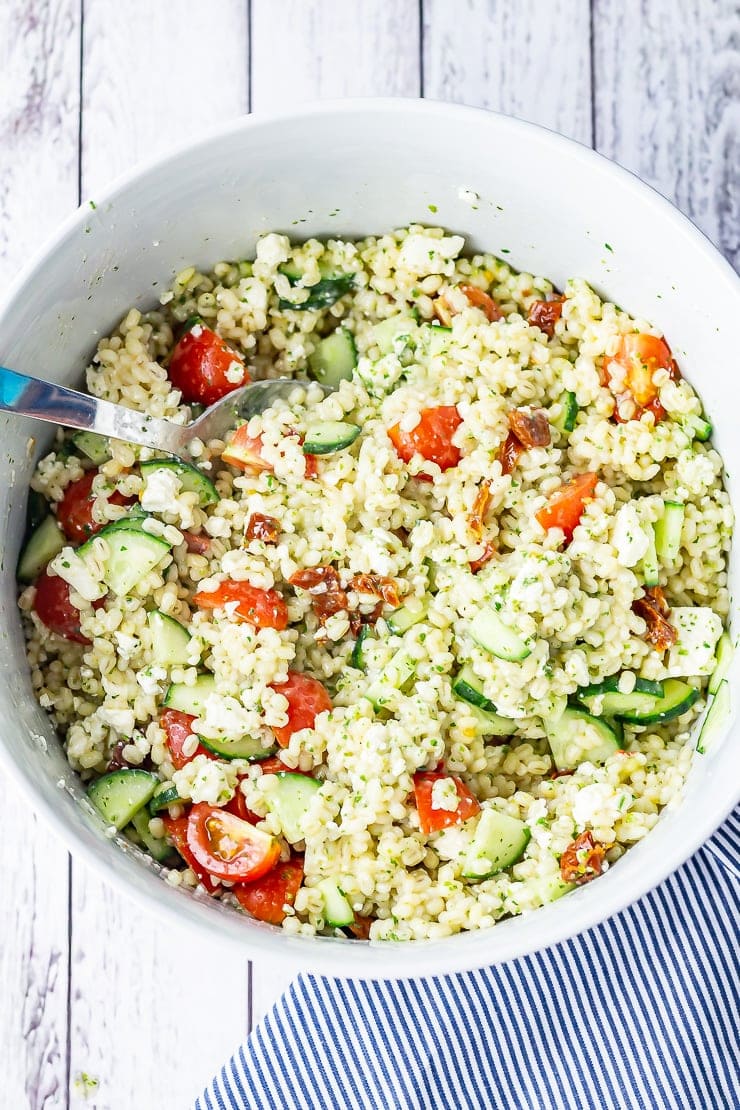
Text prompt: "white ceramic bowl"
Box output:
[[1, 100, 738, 978]]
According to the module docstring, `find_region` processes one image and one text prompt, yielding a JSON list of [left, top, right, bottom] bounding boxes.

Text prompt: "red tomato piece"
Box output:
[[606, 333, 676, 421], [245, 513, 281, 545], [413, 771, 481, 835], [224, 786, 261, 824], [256, 756, 313, 777], [34, 570, 91, 644], [168, 323, 249, 407], [185, 802, 280, 883], [387, 406, 463, 473], [234, 857, 304, 925], [498, 430, 524, 476], [193, 580, 288, 630], [181, 530, 211, 555], [221, 427, 272, 472], [459, 284, 503, 322], [527, 296, 564, 338], [160, 708, 216, 770], [535, 472, 598, 543], [560, 830, 606, 885], [57, 470, 133, 544], [162, 815, 220, 894], [268, 671, 332, 748]]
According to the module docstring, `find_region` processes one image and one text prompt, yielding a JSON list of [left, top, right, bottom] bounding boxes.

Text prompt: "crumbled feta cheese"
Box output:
[[256, 232, 290, 269], [205, 515, 232, 538], [573, 782, 632, 827], [49, 547, 107, 602], [666, 607, 723, 677], [196, 694, 259, 741], [172, 753, 237, 806], [430, 777, 460, 812], [398, 233, 465, 276], [140, 468, 182, 513], [612, 503, 650, 567], [225, 361, 245, 385], [137, 665, 167, 695], [98, 706, 136, 735]]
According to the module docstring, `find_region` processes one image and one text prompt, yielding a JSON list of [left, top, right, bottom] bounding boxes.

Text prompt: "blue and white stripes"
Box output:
[[197, 807, 740, 1110]]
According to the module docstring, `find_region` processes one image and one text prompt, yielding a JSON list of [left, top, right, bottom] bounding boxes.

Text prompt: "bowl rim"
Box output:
[[1, 96, 739, 977]]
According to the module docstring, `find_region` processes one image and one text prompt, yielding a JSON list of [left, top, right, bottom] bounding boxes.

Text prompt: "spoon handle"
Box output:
[[0, 366, 186, 455]]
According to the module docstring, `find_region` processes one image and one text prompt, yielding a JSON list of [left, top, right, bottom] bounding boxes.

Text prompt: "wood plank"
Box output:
[[251, 0, 421, 110], [68, 4, 251, 1106], [593, 0, 740, 266], [0, 2, 80, 1107], [422, 0, 592, 144], [248, 0, 424, 1021]]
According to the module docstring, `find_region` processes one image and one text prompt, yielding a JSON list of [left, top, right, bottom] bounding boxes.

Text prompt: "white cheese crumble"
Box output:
[[98, 706, 136, 735], [430, 777, 460, 812], [225, 361, 245, 385], [140, 468, 182, 513], [612, 503, 650, 567], [49, 547, 107, 602], [137, 665, 168, 696], [256, 232, 290, 270], [666, 607, 723, 677], [397, 233, 465, 276], [573, 782, 633, 828], [172, 753, 237, 806]]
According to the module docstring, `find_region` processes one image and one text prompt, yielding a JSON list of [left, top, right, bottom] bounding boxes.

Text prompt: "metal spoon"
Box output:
[[0, 367, 325, 459]]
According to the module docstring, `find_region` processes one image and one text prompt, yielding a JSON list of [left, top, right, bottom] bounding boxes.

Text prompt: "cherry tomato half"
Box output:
[[34, 570, 90, 643], [160, 708, 216, 770], [57, 471, 133, 544], [162, 815, 220, 894], [535, 472, 598, 544], [193, 579, 288, 630], [234, 857, 304, 925], [388, 406, 462, 474], [268, 671, 332, 748], [185, 802, 280, 883], [413, 771, 481, 835], [168, 323, 249, 407]]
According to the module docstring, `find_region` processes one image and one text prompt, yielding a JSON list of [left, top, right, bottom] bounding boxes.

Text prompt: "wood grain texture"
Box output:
[[593, 0, 740, 267], [80, 0, 249, 196], [68, 4, 251, 1107], [251, 0, 421, 110], [422, 0, 592, 143], [0, 3, 80, 1108]]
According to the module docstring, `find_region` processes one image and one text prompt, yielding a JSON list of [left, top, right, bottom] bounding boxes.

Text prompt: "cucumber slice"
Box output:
[[529, 872, 575, 904], [308, 327, 357, 386], [149, 781, 182, 815], [163, 673, 216, 715], [199, 734, 275, 761], [279, 274, 355, 311], [72, 430, 111, 464], [577, 675, 664, 699], [683, 413, 712, 441], [709, 631, 733, 695], [460, 701, 518, 737], [82, 522, 171, 596], [385, 598, 428, 634], [129, 808, 174, 862], [614, 678, 698, 725], [581, 689, 663, 719], [552, 391, 578, 435], [88, 769, 158, 829], [351, 624, 371, 671], [469, 608, 530, 662], [17, 514, 66, 582], [697, 680, 730, 754], [317, 878, 355, 927], [453, 665, 497, 713], [462, 809, 531, 880], [641, 525, 659, 587], [371, 314, 419, 355], [140, 459, 219, 507], [26, 489, 49, 533], [424, 323, 453, 356], [546, 708, 620, 772], [147, 610, 191, 666], [302, 421, 361, 455], [654, 501, 684, 563], [265, 772, 321, 844], [365, 651, 416, 710]]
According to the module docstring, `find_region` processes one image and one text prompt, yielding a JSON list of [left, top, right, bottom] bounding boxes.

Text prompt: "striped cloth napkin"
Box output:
[[197, 807, 740, 1110]]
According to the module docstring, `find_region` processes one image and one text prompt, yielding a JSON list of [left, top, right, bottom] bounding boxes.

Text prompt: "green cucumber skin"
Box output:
[[149, 783, 182, 815], [279, 274, 355, 311], [198, 735, 276, 761], [140, 459, 219, 506], [17, 514, 66, 582], [88, 769, 158, 829], [302, 421, 361, 455], [615, 680, 698, 725], [577, 675, 663, 700]]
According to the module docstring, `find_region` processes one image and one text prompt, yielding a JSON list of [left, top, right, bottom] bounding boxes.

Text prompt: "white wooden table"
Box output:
[[0, 2, 737, 1106]]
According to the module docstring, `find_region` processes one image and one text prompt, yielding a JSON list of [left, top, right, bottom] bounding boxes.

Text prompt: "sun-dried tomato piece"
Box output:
[[289, 566, 349, 625], [349, 574, 401, 610], [245, 512, 281, 545], [459, 284, 503, 322], [181, 530, 211, 555], [508, 408, 551, 448], [348, 915, 374, 940], [469, 541, 496, 575], [498, 431, 524, 476], [468, 480, 492, 541], [528, 296, 564, 337], [560, 831, 606, 885], [632, 586, 677, 652]]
